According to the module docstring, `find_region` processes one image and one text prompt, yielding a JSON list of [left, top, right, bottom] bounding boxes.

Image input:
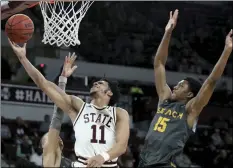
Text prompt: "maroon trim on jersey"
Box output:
[[91, 104, 109, 111], [73, 103, 86, 126], [77, 156, 118, 165]]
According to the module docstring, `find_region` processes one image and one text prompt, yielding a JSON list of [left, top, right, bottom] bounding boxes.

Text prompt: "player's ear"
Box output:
[[107, 90, 113, 97], [187, 92, 194, 99]]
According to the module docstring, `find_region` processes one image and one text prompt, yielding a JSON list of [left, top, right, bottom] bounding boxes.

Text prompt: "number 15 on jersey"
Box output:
[[154, 116, 170, 132]]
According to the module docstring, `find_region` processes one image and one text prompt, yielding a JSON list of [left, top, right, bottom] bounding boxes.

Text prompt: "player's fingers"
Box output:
[[71, 65, 78, 72], [86, 159, 91, 166], [90, 161, 97, 167], [71, 52, 76, 58], [71, 56, 77, 64], [86, 161, 92, 167], [227, 29, 232, 37], [71, 54, 77, 63], [169, 11, 172, 19], [172, 9, 178, 19], [68, 52, 71, 58], [8, 38, 14, 47]]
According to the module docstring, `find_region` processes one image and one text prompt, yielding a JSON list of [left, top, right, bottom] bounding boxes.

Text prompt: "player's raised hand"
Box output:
[[61, 52, 78, 77], [165, 9, 179, 32], [8, 38, 27, 58], [225, 29, 233, 51], [86, 155, 105, 167]]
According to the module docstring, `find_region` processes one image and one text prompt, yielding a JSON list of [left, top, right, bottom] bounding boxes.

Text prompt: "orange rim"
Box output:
[[28, 0, 55, 8]]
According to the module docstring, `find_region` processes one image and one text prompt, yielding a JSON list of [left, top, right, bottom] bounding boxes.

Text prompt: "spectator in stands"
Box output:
[[1, 155, 9, 167], [199, 128, 210, 146], [1, 117, 12, 139], [211, 128, 224, 147], [29, 146, 42, 167], [1, 57, 12, 81], [39, 114, 51, 134], [16, 117, 30, 137], [16, 135, 34, 159], [213, 149, 228, 168]]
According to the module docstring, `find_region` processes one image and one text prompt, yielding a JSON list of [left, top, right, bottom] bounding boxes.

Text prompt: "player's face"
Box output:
[[171, 80, 191, 101], [90, 80, 110, 96]]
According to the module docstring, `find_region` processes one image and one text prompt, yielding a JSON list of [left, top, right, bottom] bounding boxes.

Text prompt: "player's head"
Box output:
[[39, 133, 64, 151], [90, 79, 120, 106], [171, 77, 202, 102]]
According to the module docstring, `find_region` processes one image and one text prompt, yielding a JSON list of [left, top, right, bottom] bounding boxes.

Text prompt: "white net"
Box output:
[[39, 0, 94, 47]]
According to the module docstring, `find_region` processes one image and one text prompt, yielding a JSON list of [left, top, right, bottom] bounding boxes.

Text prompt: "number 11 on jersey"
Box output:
[[90, 125, 106, 144], [154, 116, 170, 132]]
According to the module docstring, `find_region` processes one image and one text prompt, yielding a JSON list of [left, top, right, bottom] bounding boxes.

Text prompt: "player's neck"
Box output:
[[91, 98, 108, 108]]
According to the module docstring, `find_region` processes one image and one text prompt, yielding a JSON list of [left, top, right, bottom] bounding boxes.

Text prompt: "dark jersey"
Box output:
[[139, 100, 197, 166], [60, 156, 72, 168], [42, 155, 72, 168]]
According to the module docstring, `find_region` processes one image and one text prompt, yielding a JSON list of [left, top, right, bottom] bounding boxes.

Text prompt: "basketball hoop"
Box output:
[[39, 0, 94, 47]]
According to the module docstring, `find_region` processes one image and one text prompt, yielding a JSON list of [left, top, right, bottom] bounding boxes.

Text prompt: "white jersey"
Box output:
[[72, 102, 118, 167]]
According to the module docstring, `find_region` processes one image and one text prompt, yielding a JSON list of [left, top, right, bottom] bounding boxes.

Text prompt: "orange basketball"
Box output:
[[5, 14, 34, 43]]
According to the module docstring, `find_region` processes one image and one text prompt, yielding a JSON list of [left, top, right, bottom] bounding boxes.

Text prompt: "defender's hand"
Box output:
[[8, 38, 27, 58], [61, 52, 78, 77], [86, 155, 105, 167], [225, 29, 233, 51], [165, 9, 179, 33]]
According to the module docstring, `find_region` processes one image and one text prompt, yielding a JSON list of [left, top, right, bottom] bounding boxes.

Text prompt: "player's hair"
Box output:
[[184, 77, 202, 98], [101, 78, 120, 106]]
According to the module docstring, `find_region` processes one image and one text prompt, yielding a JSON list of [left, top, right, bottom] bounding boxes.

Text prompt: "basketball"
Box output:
[[5, 14, 34, 43]]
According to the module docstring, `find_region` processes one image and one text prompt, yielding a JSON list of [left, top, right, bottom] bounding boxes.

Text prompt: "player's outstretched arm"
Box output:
[[154, 9, 179, 103], [86, 108, 130, 167], [8, 40, 83, 122], [189, 30, 233, 115]]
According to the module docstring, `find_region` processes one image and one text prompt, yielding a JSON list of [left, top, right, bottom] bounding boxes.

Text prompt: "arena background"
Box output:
[[1, 1, 233, 167]]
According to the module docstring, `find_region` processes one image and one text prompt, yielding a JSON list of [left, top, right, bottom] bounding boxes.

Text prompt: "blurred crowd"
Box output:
[[75, 1, 232, 76]]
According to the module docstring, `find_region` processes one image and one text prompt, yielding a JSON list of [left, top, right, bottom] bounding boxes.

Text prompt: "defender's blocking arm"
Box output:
[[154, 10, 179, 102], [190, 30, 233, 115]]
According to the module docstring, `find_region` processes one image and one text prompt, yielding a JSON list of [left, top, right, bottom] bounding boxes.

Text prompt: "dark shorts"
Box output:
[[138, 160, 176, 168]]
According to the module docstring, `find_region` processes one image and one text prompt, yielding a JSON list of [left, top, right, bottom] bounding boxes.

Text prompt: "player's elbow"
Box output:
[[35, 77, 48, 90], [118, 142, 128, 155], [206, 77, 217, 87], [154, 59, 163, 68]]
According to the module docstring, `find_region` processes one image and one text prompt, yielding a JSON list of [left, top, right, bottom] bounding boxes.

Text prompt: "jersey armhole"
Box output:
[[73, 102, 86, 126]]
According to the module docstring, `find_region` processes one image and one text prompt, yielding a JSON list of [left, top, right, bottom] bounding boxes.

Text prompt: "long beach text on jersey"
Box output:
[[73, 102, 117, 160]]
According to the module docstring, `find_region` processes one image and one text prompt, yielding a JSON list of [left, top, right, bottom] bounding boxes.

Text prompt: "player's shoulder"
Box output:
[[115, 107, 129, 119], [70, 95, 85, 111], [116, 107, 128, 113]]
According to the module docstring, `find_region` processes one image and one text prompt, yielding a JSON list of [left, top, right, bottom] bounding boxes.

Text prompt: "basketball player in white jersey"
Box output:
[[9, 39, 130, 168], [41, 53, 77, 167]]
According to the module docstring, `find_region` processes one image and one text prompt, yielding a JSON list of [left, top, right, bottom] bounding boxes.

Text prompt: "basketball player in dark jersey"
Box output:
[[40, 53, 77, 167], [139, 9, 233, 167]]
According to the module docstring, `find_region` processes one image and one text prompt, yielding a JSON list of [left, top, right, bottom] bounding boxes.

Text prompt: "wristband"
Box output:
[[100, 152, 110, 161], [59, 76, 67, 83]]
